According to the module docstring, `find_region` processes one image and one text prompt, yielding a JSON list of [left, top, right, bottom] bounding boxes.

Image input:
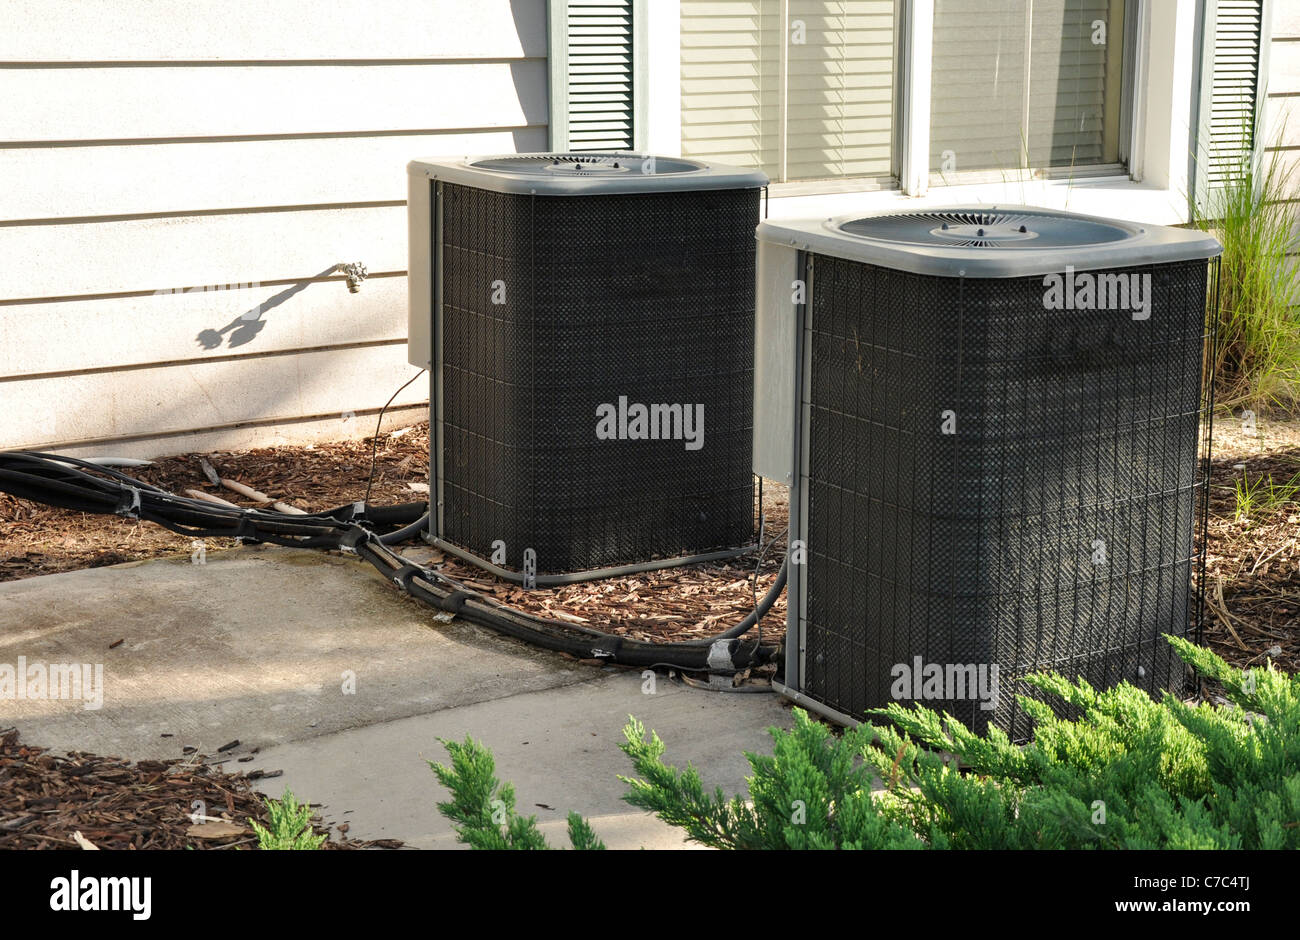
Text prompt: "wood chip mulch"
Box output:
[[0, 422, 788, 649], [1202, 446, 1300, 677], [406, 492, 788, 650], [0, 427, 436, 584], [0, 728, 401, 850], [2, 418, 1296, 674]]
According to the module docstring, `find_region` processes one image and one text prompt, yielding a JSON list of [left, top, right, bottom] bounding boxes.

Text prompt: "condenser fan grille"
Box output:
[[469, 153, 706, 178], [838, 209, 1133, 249]]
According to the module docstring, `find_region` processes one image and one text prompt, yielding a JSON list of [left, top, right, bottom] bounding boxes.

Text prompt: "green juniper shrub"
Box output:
[[251, 788, 328, 851], [433, 636, 1299, 850], [428, 737, 605, 850]]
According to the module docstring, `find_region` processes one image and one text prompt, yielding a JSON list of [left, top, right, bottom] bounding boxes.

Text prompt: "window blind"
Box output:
[[929, 0, 1123, 177], [681, 1, 783, 174], [680, 0, 896, 183], [786, 1, 896, 180]]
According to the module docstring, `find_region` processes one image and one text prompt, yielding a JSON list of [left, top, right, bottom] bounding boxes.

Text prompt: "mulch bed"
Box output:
[[0, 427, 436, 584], [1202, 446, 1300, 677], [0, 418, 1295, 673], [410, 490, 788, 650], [0, 728, 401, 850], [0, 422, 788, 649], [0, 418, 1295, 849]]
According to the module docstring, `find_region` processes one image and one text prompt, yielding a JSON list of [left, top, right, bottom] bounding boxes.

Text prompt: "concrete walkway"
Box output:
[[0, 545, 792, 849]]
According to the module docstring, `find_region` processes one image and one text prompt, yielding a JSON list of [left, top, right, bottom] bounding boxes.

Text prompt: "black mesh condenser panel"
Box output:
[[799, 254, 1216, 741], [435, 182, 760, 575]]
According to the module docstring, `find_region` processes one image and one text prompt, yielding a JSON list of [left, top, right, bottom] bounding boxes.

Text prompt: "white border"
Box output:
[[900, 0, 933, 196]]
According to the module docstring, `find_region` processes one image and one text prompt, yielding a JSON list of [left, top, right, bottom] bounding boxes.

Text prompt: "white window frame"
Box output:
[[645, 0, 1207, 226]]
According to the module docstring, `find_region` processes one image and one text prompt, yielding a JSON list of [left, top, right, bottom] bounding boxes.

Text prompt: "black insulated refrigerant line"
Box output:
[[0, 451, 784, 673]]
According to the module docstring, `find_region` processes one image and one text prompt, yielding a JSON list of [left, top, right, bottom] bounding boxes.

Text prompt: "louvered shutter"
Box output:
[[550, 0, 642, 152], [1194, 0, 1270, 212], [929, 0, 1125, 178]]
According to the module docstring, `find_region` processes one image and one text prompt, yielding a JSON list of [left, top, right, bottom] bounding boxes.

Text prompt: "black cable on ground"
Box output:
[[378, 511, 430, 545], [304, 500, 428, 534], [0, 452, 782, 673]]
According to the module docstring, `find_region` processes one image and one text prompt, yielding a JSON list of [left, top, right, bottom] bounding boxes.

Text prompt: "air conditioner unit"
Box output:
[[755, 207, 1221, 739], [407, 153, 768, 580]]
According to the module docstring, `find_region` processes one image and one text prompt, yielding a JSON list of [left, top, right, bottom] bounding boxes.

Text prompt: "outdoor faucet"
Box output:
[[337, 262, 368, 293]]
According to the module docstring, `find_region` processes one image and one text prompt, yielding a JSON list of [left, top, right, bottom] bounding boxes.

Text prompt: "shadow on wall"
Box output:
[[192, 0, 543, 354], [511, 0, 549, 151], [194, 265, 339, 351]]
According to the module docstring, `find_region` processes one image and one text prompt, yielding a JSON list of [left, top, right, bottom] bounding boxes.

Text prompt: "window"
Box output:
[[929, 0, 1127, 182], [680, 1, 899, 184], [677, 0, 1138, 191]]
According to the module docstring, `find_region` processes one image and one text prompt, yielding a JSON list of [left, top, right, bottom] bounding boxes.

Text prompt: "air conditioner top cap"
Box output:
[[757, 205, 1223, 278], [408, 152, 768, 196]]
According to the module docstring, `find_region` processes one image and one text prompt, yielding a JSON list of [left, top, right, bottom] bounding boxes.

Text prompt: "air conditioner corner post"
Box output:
[[406, 170, 434, 370], [783, 250, 812, 692], [431, 180, 446, 542]]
